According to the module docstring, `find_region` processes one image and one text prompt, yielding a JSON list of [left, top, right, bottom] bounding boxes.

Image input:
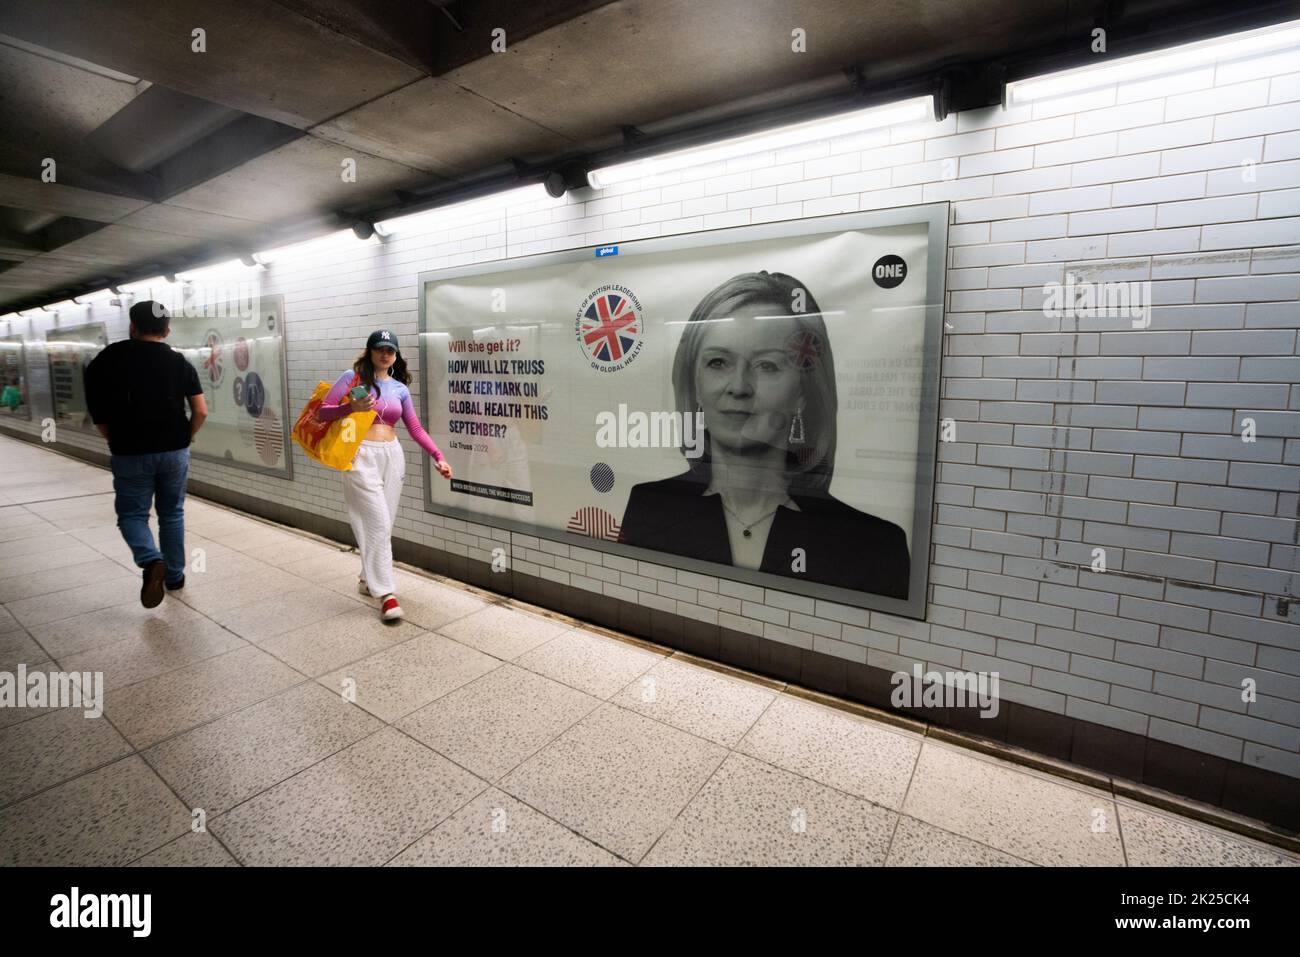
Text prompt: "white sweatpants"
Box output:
[[343, 440, 405, 598]]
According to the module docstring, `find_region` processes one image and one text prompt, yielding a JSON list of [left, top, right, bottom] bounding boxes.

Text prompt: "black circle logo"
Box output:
[[872, 255, 907, 289], [590, 462, 615, 493]]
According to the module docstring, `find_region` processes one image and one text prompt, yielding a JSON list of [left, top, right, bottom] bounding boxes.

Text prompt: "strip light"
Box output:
[[176, 259, 261, 282], [118, 275, 171, 294], [374, 184, 553, 237], [1009, 19, 1300, 103], [254, 229, 374, 266], [587, 96, 934, 189]]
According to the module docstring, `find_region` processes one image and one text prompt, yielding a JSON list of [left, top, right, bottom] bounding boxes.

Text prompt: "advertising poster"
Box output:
[[420, 206, 946, 617], [0, 335, 30, 419], [169, 295, 291, 477], [46, 322, 108, 433]]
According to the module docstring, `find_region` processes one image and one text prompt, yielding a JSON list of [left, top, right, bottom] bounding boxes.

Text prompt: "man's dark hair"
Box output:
[[130, 300, 170, 336]]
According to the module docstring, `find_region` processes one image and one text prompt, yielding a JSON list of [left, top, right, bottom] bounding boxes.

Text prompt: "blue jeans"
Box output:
[[111, 448, 190, 586]]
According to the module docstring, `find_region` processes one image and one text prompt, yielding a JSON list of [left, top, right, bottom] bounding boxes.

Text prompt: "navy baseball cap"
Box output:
[[366, 329, 399, 351]]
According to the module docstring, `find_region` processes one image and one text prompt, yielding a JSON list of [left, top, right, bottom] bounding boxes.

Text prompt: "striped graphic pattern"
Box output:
[[566, 506, 621, 541]]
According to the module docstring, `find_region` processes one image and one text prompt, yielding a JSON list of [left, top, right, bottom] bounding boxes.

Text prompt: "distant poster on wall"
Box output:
[[168, 295, 291, 477], [46, 322, 108, 432], [0, 335, 30, 420], [420, 205, 946, 618]]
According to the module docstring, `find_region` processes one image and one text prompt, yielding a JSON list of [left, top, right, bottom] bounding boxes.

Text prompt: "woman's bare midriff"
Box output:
[[364, 422, 397, 442]]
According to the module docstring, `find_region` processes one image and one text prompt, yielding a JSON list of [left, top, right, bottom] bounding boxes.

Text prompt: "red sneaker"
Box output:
[[380, 595, 403, 621]]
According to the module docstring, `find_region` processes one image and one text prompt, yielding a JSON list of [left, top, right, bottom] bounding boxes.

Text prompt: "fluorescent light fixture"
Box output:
[[176, 259, 259, 282], [587, 96, 933, 189], [40, 300, 76, 312], [72, 288, 114, 304], [374, 184, 553, 237], [254, 229, 374, 265], [1009, 19, 1300, 103], [119, 275, 170, 294]]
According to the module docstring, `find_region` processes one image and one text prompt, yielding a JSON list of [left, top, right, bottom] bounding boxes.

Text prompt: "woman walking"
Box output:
[[316, 329, 452, 620]]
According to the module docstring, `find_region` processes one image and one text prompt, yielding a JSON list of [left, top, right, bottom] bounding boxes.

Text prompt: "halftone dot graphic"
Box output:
[[590, 462, 615, 493]]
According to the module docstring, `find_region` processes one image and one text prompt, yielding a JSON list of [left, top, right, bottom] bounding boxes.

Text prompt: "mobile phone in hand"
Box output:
[[349, 386, 368, 401]]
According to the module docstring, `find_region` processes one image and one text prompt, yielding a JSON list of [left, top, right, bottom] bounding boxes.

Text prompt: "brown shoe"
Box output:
[[141, 561, 167, 608]]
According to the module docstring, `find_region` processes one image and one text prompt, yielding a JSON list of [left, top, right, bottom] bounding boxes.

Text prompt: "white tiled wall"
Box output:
[[4, 48, 1299, 779]]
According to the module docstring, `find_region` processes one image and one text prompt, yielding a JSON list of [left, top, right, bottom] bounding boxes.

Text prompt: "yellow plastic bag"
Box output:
[[292, 376, 377, 471]]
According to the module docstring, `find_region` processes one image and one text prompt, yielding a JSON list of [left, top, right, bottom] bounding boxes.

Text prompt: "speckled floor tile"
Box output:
[[25, 596, 216, 661], [389, 787, 623, 866], [0, 540, 102, 579], [0, 755, 192, 866], [242, 537, 337, 566], [642, 752, 896, 866], [105, 645, 305, 749], [382, 574, 491, 630], [205, 524, 301, 553], [1118, 802, 1300, 867], [612, 656, 777, 747], [901, 741, 1126, 866], [209, 587, 358, 642], [174, 565, 303, 616], [0, 627, 48, 672], [130, 831, 239, 866], [500, 703, 727, 862], [514, 628, 664, 699], [60, 618, 247, 691], [438, 604, 572, 660], [0, 517, 61, 543], [210, 726, 486, 866], [7, 577, 150, 626], [0, 557, 135, 604], [737, 694, 921, 810], [317, 632, 500, 723], [280, 550, 369, 582], [397, 664, 600, 781], [258, 606, 426, 676], [144, 681, 384, 816], [886, 815, 1033, 866], [0, 706, 132, 806]]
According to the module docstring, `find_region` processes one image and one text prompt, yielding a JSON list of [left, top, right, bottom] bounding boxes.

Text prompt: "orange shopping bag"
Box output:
[[291, 373, 377, 471]]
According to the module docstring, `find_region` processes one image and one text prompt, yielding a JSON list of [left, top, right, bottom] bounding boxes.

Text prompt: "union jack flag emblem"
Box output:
[[579, 290, 640, 363], [784, 329, 823, 371]]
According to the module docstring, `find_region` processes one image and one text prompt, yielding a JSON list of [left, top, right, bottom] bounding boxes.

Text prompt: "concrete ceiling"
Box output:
[[0, 0, 1293, 311]]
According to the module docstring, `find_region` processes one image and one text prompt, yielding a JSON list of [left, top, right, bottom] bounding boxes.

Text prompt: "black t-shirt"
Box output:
[[84, 339, 202, 455]]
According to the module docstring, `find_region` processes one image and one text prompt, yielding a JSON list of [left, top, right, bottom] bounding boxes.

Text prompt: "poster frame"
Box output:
[[0, 334, 32, 421], [417, 203, 948, 620], [45, 320, 108, 435]]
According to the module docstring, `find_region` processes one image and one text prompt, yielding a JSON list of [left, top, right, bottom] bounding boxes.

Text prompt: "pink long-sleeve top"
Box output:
[[317, 370, 445, 463]]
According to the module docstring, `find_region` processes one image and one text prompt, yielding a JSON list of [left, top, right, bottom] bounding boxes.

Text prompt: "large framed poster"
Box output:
[[46, 322, 108, 433], [0, 335, 31, 420], [419, 204, 946, 619], [168, 295, 292, 477]]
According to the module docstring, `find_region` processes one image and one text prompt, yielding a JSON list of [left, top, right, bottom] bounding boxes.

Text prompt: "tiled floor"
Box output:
[[0, 434, 1296, 867]]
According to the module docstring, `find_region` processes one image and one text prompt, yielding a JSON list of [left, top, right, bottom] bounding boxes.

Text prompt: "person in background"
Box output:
[[84, 300, 208, 608], [316, 329, 452, 621]]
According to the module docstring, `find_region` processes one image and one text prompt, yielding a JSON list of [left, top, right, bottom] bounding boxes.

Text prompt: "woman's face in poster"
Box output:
[[694, 302, 802, 455]]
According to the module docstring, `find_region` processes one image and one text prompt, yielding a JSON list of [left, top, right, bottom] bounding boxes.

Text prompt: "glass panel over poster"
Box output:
[[0, 335, 31, 420], [167, 295, 291, 477], [419, 205, 946, 619], [46, 322, 108, 433]]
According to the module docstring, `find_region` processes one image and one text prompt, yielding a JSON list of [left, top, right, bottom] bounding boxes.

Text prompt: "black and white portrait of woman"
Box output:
[[618, 270, 910, 599]]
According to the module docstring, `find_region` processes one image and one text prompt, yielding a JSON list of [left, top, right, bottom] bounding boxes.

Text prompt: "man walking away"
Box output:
[[84, 300, 208, 608]]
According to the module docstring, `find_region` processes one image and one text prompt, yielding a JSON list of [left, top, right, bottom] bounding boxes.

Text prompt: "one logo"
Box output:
[[232, 376, 245, 407], [378, 330, 392, 341], [575, 284, 644, 372], [589, 462, 615, 493], [233, 337, 250, 371], [872, 254, 907, 289], [595, 245, 619, 257]]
